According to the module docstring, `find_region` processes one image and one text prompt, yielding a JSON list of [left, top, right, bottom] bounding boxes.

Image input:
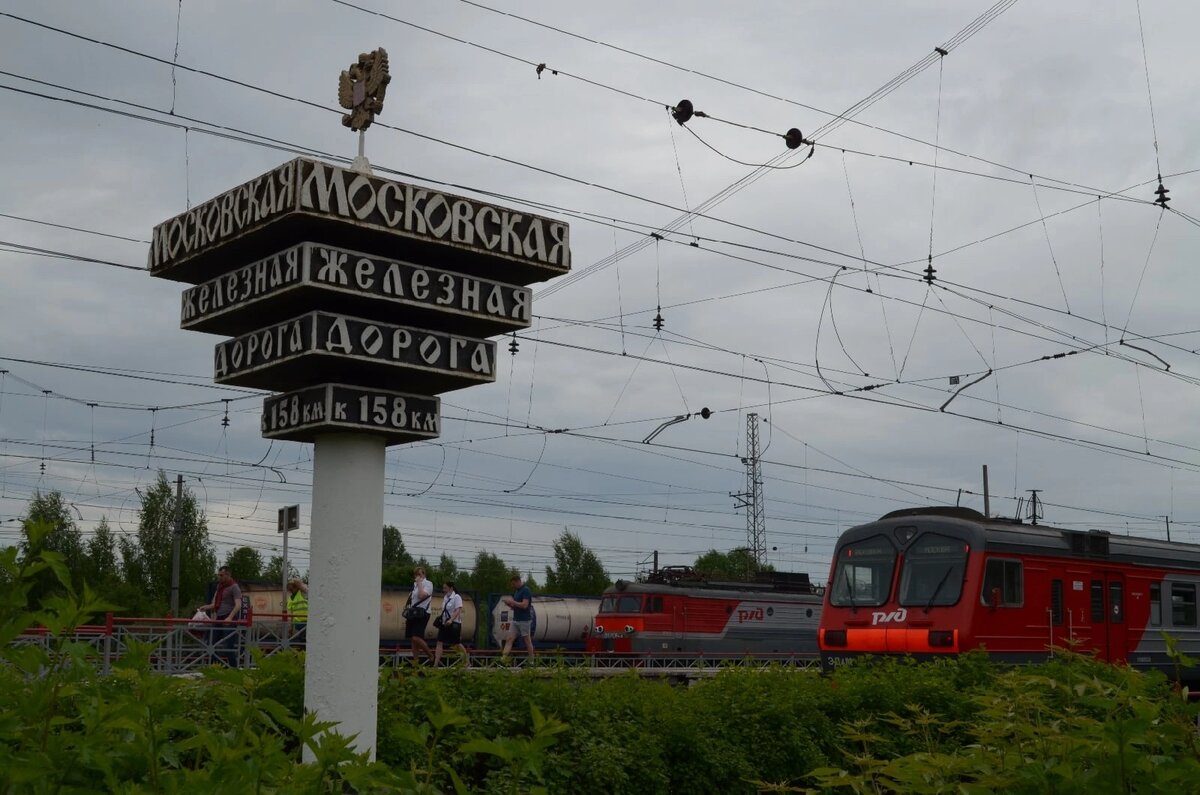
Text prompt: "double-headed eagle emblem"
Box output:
[[338, 48, 391, 132]]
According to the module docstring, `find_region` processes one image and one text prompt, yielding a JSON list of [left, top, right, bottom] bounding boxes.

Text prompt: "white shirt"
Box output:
[[411, 578, 433, 609], [442, 591, 464, 624]]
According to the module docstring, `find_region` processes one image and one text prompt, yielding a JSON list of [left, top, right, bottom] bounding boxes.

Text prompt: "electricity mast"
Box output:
[[731, 412, 767, 567]]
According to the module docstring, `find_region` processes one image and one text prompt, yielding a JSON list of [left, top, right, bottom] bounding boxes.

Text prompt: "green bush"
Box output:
[[5, 531, 1199, 794]]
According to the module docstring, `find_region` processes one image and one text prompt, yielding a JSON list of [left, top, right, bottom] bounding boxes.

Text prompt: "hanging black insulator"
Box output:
[[509, 334, 520, 355], [784, 127, 806, 150], [923, 256, 937, 285], [1154, 177, 1171, 208], [671, 99, 694, 126], [653, 307, 665, 331]]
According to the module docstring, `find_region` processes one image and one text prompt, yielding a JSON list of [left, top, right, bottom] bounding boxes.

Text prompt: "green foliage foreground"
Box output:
[[4, 535, 1199, 793]]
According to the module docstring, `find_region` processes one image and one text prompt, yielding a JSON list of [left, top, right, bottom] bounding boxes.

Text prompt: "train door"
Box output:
[[1088, 572, 1127, 662], [1104, 572, 1127, 663]]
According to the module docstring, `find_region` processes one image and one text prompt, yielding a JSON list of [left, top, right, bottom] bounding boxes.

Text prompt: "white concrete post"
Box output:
[[303, 432, 386, 761]]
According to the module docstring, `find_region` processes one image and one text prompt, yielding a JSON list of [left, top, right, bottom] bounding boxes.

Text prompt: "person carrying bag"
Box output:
[[433, 580, 468, 667], [404, 567, 435, 664]]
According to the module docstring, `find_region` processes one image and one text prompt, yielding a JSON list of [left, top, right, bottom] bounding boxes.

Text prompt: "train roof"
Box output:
[[604, 570, 823, 602], [837, 506, 1200, 571]]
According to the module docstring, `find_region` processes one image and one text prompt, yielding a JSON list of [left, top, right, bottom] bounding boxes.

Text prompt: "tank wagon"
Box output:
[[488, 594, 600, 649], [240, 581, 477, 644]]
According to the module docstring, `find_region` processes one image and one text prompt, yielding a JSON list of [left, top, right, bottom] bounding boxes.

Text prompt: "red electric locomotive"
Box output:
[[587, 566, 823, 656], [819, 506, 1200, 682]]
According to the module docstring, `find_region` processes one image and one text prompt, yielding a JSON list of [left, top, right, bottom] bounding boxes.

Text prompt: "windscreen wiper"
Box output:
[[924, 566, 954, 613], [839, 566, 857, 609]]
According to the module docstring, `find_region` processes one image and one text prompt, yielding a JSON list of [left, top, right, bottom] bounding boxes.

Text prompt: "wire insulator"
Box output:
[[671, 99, 694, 126], [1154, 176, 1171, 208]]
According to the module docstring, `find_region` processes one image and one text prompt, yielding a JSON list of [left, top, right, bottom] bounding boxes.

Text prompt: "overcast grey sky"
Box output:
[[2, 1, 1199, 583]]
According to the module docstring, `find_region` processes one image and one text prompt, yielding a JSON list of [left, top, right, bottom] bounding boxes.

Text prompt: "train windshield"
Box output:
[[898, 533, 968, 607], [599, 594, 642, 614], [829, 535, 896, 607]]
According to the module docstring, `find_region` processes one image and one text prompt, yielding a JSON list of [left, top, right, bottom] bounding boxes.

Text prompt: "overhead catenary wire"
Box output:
[[5, 4, 1200, 576]]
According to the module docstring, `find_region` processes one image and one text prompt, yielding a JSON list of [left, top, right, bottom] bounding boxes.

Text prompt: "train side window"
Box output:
[[1150, 583, 1161, 627], [1090, 581, 1104, 623], [980, 559, 1023, 607], [1171, 583, 1197, 627], [1050, 579, 1064, 626], [646, 596, 663, 613]]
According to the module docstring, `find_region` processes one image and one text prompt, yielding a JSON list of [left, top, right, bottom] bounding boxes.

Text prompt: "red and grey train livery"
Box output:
[[587, 567, 823, 656], [818, 506, 1200, 682]]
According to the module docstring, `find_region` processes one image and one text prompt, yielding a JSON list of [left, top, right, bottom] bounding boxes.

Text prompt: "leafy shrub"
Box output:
[[6, 530, 1199, 794]]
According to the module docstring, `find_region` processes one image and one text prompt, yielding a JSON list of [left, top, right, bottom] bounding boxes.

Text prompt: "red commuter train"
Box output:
[[818, 506, 1200, 682], [587, 566, 823, 656]]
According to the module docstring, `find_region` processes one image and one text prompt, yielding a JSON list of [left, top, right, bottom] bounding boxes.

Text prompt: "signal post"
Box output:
[[147, 49, 570, 758]]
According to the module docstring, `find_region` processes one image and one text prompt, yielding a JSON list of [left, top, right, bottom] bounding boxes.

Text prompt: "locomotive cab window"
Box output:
[[599, 595, 642, 614], [980, 558, 1023, 607], [829, 534, 897, 608], [898, 533, 968, 607]]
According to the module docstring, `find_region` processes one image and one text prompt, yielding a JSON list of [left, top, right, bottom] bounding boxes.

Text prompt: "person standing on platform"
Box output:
[[198, 566, 242, 666], [286, 578, 308, 648], [405, 567, 435, 665], [500, 573, 534, 662], [433, 581, 469, 667]]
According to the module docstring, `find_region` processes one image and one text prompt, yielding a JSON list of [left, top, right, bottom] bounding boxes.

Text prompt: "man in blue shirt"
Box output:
[[500, 574, 534, 661]]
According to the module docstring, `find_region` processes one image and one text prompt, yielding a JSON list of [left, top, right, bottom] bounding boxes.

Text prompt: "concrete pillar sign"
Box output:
[[306, 432, 385, 754], [147, 131, 570, 756]]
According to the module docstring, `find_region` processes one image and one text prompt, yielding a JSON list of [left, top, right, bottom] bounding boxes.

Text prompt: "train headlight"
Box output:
[[823, 629, 847, 647], [624, 624, 636, 634], [928, 630, 954, 648], [593, 625, 603, 636]]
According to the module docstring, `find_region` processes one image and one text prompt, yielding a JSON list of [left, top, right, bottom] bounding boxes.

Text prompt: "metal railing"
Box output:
[[14, 614, 820, 676]]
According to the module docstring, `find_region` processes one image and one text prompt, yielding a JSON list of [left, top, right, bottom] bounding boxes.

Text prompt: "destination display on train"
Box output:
[[261, 383, 441, 445], [180, 242, 532, 337], [148, 157, 571, 285], [213, 310, 496, 392]]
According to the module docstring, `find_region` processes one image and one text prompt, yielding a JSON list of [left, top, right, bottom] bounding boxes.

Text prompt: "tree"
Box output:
[[544, 530, 610, 595], [224, 546, 263, 581], [21, 490, 85, 600], [83, 517, 119, 584], [120, 472, 216, 614], [693, 547, 772, 581], [262, 554, 299, 584], [462, 550, 511, 598], [435, 552, 459, 585], [381, 525, 415, 585]]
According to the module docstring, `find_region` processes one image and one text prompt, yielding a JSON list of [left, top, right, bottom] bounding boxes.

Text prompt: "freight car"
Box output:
[[240, 581, 477, 644], [818, 506, 1200, 682], [488, 594, 600, 649], [586, 567, 823, 655]]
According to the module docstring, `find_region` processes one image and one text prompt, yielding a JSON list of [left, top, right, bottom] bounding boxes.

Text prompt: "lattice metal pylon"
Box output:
[[744, 412, 766, 566]]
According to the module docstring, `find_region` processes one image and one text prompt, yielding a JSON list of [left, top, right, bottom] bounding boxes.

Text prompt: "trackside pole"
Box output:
[[303, 432, 386, 761]]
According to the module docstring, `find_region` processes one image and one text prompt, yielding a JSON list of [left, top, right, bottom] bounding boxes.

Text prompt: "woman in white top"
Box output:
[[433, 580, 469, 667], [406, 567, 435, 664]]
